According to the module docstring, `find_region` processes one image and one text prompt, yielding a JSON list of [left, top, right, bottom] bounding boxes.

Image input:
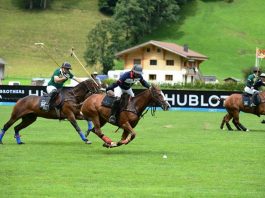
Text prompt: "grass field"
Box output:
[[0, 106, 264, 197]]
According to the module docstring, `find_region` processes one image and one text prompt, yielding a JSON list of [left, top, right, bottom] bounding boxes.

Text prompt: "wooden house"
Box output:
[[111, 40, 208, 84]]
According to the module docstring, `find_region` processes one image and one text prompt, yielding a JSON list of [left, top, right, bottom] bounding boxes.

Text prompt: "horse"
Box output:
[[81, 85, 171, 148], [0, 79, 101, 144], [218, 91, 265, 131]]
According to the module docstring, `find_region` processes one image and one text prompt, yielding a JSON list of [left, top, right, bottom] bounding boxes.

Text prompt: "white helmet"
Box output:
[[260, 73, 265, 78]]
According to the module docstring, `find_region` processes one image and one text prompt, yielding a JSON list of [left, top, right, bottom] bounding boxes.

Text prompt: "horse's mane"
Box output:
[[67, 79, 100, 102], [133, 84, 160, 98]]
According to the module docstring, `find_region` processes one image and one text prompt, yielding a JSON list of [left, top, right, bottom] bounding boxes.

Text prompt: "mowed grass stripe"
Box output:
[[0, 106, 264, 197]]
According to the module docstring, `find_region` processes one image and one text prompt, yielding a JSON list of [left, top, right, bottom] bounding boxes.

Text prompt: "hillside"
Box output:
[[0, 0, 265, 83], [0, 0, 107, 81], [145, 0, 265, 80]]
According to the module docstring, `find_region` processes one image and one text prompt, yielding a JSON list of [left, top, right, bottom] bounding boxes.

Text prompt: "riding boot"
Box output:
[[109, 99, 119, 124], [251, 92, 259, 107], [47, 90, 59, 111]]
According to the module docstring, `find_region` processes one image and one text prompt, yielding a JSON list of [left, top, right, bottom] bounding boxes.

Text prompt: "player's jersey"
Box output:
[[47, 68, 73, 89]]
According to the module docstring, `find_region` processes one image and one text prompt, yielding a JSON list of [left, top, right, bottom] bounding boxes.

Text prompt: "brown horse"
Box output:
[[0, 79, 100, 144], [81, 85, 170, 148], [219, 91, 265, 131]]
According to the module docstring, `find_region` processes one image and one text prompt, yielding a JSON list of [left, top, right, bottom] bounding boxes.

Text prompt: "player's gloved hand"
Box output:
[[106, 90, 114, 96], [63, 73, 70, 79]]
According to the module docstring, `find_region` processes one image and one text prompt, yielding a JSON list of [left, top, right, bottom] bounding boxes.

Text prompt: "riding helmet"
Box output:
[[253, 66, 259, 73], [260, 73, 265, 78], [61, 62, 72, 70], [132, 64, 143, 74]]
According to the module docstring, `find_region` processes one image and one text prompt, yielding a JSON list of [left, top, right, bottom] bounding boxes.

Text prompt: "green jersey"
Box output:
[[48, 68, 74, 89], [246, 74, 258, 88]]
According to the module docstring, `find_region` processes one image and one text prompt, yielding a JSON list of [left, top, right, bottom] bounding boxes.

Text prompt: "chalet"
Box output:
[[109, 40, 208, 84]]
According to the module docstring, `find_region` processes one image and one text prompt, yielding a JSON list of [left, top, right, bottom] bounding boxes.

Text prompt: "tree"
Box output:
[[84, 20, 124, 74], [98, 0, 118, 15], [114, 0, 146, 44], [113, 0, 180, 45]]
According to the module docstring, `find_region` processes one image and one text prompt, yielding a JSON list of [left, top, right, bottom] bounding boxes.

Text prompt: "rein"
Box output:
[[140, 106, 157, 118]]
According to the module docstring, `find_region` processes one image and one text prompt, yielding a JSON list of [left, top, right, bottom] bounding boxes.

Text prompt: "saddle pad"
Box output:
[[242, 94, 251, 107], [39, 94, 50, 110], [102, 95, 117, 108]]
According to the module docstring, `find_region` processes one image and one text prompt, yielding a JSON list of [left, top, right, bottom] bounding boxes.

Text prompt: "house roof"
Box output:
[[116, 40, 208, 60], [223, 77, 241, 82]]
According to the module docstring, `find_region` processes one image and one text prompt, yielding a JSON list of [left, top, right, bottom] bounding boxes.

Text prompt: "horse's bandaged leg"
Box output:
[[0, 129, 5, 143], [14, 132, 22, 144], [101, 135, 112, 144], [78, 132, 87, 141]]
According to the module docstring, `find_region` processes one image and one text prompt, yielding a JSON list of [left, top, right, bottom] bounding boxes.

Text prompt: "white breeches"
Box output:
[[46, 85, 57, 94], [244, 86, 258, 95], [114, 87, 134, 97]]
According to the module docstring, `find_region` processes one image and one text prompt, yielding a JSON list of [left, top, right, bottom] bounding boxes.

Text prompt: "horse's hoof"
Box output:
[[18, 142, 25, 145], [102, 142, 117, 148], [85, 140, 92, 144], [103, 143, 111, 148], [0, 141, 3, 144]]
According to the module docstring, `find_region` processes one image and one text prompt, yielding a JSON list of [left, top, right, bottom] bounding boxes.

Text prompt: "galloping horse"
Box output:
[[219, 91, 265, 131], [0, 79, 100, 144], [81, 85, 170, 148]]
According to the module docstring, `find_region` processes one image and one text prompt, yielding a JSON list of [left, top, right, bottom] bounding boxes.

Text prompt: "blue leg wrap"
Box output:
[[79, 132, 87, 141], [88, 121, 93, 131], [15, 134, 22, 144], [0, 129, 5, 141], [14, 130, 22, 144]]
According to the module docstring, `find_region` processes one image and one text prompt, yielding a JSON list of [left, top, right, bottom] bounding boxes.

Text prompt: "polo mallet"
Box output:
[[70, 47, 98, 86], [34, 43, 60, 67]]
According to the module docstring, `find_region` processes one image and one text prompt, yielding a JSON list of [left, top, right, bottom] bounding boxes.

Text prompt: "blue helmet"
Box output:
[[61, 62, 72, 70], [132, 64, 143, 74]]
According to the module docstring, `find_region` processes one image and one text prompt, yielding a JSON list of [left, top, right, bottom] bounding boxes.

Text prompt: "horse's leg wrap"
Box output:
[[119, 133, 134, 145], [86, 121, 93, 137], [101, 135, 112, 144], [78, 132, 88, 142], [14, 131, 23, 144], [0, 129, 5, 143]]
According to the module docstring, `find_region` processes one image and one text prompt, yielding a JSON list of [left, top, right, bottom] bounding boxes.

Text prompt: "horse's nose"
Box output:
[[166, 101, 171, 110], [163, 102, 170, 111]]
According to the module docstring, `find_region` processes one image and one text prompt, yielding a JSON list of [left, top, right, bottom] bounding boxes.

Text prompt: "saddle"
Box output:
[[39, 91, 64, 112], [242, 92, 261, 107], [101, 93, 137, 114]]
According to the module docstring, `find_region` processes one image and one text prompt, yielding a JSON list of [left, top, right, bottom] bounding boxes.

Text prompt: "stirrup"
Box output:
[[109, 115, 116, 124], [250, 103, 256, 107]]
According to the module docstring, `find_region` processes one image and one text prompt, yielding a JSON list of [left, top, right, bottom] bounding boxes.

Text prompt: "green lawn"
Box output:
[[0, 106, 264, 197]]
